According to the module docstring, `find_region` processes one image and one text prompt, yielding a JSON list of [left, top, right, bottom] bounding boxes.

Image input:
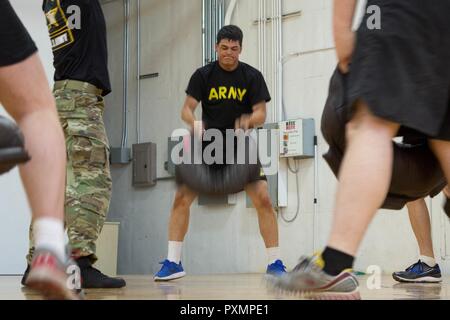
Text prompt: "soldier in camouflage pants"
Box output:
[[23, 0, 126, 289], [24, 86, 125, 288], [28, 87, 111, 262]]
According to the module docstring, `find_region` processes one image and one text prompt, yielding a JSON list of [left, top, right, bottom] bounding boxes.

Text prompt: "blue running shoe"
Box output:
[[266, 260, 287, 276], [154, 260, 186, 281], [392, 260, 442, 283]]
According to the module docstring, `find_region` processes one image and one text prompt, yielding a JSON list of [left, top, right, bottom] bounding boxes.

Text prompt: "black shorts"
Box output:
[[250, 163, 267, 183], [0, 1, 37, 67], [347, 0, 450, 141]]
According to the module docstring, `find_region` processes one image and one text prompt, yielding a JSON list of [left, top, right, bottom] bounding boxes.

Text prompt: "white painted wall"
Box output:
[[101, 0, 449, 276], [0, 0, 54, 274]]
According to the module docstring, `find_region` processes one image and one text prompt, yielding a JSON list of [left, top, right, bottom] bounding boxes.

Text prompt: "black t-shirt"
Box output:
[[42, 0, 111, 95], [186, 61, 271, 130], [0, 0, 38, 67]]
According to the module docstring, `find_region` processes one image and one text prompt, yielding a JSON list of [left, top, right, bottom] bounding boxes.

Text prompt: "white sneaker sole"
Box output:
[[304, 288, 361, 300], [393, 275, 442, 283], [154, 271, 186, 282]]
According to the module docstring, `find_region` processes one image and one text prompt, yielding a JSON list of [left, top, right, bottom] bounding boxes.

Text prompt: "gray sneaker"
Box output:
[[268, 255, 361, 300], [25, 248, 83, 300]]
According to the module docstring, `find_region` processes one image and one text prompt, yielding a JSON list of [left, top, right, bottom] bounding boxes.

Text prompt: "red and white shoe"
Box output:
[[268, 255, 361, 300], [25, 249, 82, 300]]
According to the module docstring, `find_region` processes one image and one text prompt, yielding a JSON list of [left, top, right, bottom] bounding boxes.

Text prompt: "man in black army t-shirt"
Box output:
[[22, 0, 125, 289], [154, 25, 287, 281]]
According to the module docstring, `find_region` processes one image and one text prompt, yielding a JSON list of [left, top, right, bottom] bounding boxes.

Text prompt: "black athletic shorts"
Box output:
[[347, 0, 450, 141], [0, 0, 37, 67]]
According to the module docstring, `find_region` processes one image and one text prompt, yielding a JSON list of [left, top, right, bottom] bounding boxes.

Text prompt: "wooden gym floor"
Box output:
[[0, 274, 449, 300]]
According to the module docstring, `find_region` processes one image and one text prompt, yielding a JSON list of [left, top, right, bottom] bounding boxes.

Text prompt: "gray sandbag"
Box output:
[[321, 68, 447, 210], [0, 115, 30, 174], [175, 134, 261, 195]]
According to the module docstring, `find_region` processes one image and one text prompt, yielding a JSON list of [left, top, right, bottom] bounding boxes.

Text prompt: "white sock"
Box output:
[[267, 247, 281, 265], [64, 229, 69, 246], [64, 229, 71, 257], [167, 241, 183, 264], [33, 217, 66, 262], [419, 255, 436, 267]]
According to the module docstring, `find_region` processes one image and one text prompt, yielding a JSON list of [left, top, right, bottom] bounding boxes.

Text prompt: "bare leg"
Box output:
[[406, 199, 434, 258], [245, 180, 279, 248], [0, 53, 78, 299], [168, 185, 197, 241], [328, 102, 400, 255], [0, 53, 65, 221]]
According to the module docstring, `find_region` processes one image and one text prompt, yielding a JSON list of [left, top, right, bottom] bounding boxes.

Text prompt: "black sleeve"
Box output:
[[0, 1, 37, 67], [185, 69, 204, 102], [248, 71, 271, 106]]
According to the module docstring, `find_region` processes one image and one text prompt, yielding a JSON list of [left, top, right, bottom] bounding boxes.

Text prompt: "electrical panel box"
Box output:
[[279, 118, 315, 159], [110, 147, 131, 164], [132, 143, 157, 187]]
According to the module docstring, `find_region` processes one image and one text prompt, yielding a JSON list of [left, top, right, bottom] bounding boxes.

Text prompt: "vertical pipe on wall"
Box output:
[[211, 0, 215, 62], [121, 0, 130, 148], [271, 0, 277, 123], [218, 0, 222, 43], [218, 0, 223, 60], [217, 0, 220, 60], [214, 0, 217, 61], [206, 0, 210, 64], [277, 0, 283, 122], [136, 0, 141, 144], [202, 0, 206, 65], [313, 136, 319, 251], [258, 0, 262, 71], [224, 0, 237, 25], [221, 0, 225, 27], [208, 0, 211, 63], [262, 0, 266, 77], [202, 0, 226, 66]]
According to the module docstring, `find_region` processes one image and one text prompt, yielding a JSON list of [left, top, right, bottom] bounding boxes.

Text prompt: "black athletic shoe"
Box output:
[[392, 260, 442, 283], [23, 256, 126, 289], [77, 256, 126, 289]]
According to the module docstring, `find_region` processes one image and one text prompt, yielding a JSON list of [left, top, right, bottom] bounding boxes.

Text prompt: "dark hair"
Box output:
[[216, 25, 243, 46]]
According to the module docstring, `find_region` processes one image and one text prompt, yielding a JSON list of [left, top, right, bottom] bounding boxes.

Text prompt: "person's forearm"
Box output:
[[181, 107, 197, 129], [249, 108, 266, 128], [333, 0, 357, 35]]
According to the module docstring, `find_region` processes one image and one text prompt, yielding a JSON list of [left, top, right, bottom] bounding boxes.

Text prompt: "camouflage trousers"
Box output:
[[27, 87, 112, 264]]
